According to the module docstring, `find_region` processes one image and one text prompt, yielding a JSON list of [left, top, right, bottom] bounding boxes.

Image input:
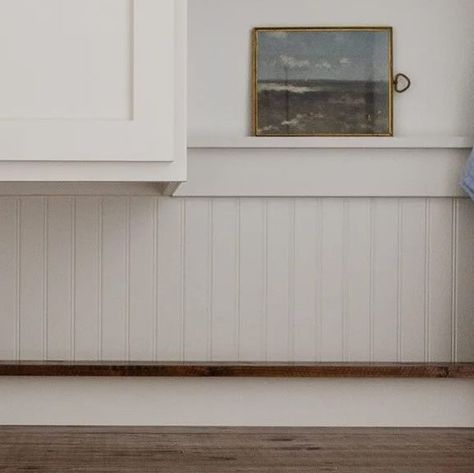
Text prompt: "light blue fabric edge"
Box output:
[[461, 149, 474, 201]]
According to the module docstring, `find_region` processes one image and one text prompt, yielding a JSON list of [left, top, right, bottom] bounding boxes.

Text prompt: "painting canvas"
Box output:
[[253, 27, 393, 136]]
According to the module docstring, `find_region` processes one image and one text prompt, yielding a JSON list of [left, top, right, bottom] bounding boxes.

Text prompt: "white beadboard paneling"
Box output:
[[129, 197, 155, 360], [0, 198, 19, 359], [427, 199, 454, 361], [18, 197, 47, 360], [183, 199, 211, 360], [455, 199, 474, 362], [210, 198, 239, 361], [156, 197, 185, 361], [46, 197, 74, 360], [100, 197, 128, 360], [293, 199, 321, 361], [320, 199, 345, 361], [74, 197, 101, 360], [399, 199, 427, 362], [0, 196, 472, 363], [345, 199, 372, 362], [372, 199, 400, 361], [238, 199, 266, 361], [265, 199, 292, 361]]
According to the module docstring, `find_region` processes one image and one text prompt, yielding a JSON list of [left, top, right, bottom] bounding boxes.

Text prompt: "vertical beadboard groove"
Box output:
[[209, 198, 239, 360], [128, 0, 135, 120], [238, 199, 265, 361], [15, 198, 21, 361], [155, 197, 183, 360], [0, 198, 16, 358], [182, 198, 211, 359], [208, 200, 214, 360], [371, 199, 399, 361], [399, 199, 427, 361], [153, 197, 159, 361], [129, 196, 155, 360], [180, 199, 186, 361], [262, 199, 268, 361], [125, 197, 131, 361], [70, 197, 76, 360], [451, 198, 459, 362], [288, 199, 296, 361], [318, 198, 325, 362], [369, 198, 376, 362], [319, 199, 344, 360], [70, 197, 100, 360], [42, 198, 48, 359], [315, 199, 323, 362], [235, 198, 241, 360], [396, 199, 403, 362], [97, 197, 104, 360], [424, 199, 431, 362], [427, 199, 454, 361], [342, 199, 349, 362]]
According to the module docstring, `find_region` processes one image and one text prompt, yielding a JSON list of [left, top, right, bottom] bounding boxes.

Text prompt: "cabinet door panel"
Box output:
[[0, 0, 184, 162], [0, 0, 132, 120]]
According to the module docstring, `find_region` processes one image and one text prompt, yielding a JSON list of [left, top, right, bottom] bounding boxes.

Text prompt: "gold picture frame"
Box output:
[[252, 27, 394, 137]]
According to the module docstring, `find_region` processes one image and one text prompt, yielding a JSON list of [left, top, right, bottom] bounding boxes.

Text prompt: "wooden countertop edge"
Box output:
[[0, 362, 472, 378]]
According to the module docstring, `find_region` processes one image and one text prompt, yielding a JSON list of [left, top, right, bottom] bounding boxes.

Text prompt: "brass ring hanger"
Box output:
[[393, 73, 411, 93]]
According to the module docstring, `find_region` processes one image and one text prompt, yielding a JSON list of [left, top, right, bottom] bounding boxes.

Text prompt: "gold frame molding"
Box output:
[[252, 26, 394, 137]]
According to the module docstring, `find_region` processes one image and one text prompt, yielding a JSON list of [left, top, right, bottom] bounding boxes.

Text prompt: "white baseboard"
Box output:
[[0, 377, 473, 427]]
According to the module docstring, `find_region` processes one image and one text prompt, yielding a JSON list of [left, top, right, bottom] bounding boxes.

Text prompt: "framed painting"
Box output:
[[253, 27, 393, 136]]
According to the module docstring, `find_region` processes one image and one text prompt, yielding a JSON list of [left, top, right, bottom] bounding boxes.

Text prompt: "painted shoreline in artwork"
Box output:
[[257, 79, 390, 135], [254, 28, 392, 136]]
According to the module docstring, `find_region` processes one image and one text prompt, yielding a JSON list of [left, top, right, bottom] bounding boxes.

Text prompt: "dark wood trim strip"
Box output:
[[0, 362, 472, 378]]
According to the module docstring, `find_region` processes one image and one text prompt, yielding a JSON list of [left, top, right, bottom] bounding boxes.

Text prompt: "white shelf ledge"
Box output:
[[189, 136, 474, 149]]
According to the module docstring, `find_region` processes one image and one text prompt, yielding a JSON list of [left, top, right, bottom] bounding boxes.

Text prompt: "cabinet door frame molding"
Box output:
[[0, 0, 186, 182]]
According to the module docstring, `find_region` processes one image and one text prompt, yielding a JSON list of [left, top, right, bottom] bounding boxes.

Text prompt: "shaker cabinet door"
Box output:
[[0, 0, 186, 162]]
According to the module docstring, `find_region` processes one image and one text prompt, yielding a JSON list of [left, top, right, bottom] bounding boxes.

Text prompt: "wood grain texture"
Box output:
[[0, 361, 472, 378], [0, 427, 473, 472]]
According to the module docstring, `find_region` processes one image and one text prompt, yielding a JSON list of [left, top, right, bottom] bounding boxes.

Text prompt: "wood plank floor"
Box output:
[[0, 427, 473, 472]]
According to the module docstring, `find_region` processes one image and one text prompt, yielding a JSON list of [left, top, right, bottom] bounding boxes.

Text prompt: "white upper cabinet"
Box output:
[[0, 0, 186, 184]]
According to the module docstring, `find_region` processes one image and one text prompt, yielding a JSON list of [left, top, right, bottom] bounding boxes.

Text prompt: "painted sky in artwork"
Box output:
[[257, 30, 390, 82]]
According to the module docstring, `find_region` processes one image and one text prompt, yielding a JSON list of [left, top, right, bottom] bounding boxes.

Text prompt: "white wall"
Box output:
[[189, 0, 474, 139], [1, 378, 473, 427]]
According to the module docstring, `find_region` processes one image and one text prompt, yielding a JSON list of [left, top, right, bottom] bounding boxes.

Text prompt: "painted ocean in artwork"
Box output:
[[255, 29, 392, 136]]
